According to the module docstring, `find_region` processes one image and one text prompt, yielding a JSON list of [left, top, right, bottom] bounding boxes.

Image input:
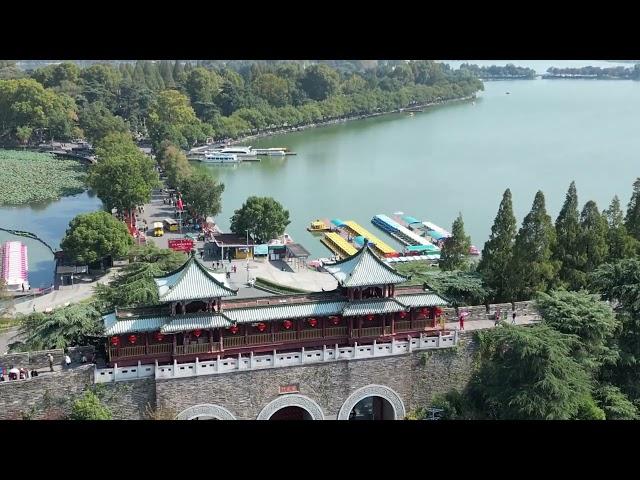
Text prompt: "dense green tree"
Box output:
[[94, 244, 186, 310], [477, 189, 517, 301], [230, 196, 291, 244], [578, 200, 609, 279], [78, 102, 129, 143], [0, 60, 24, 80], [158, 60, 175, 88], [87, 132, 159, 214], [157, 141, 192, 188], [60, 210, 133, 264], [625, 178, 640, 240], [510, 191, 558, 300], [172, 60, 185, 84], [147, 89, 208, 149], [439, 213, 471, 271], [132, 61, 146, 86], [592, 384, 638, 419], [0, 279, 14, 318], [183, 67, 222, 119], [32, 62, 81, 88], [80, 64, 121, 109], [69, 391, 112, 420], [553, 181, 583, 289], [15, 125, 33, 146], [252, 73, 290, 107], [299, 64, 340, 101], [113, 82, 153, 135], [604, 195, 637, 261], [10, 303, 102, 352], [472, 324, 596, 420], [536, 290, 618, 370], [179, 171, 224, 220]]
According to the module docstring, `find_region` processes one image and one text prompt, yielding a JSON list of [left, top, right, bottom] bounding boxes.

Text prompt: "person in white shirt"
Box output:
[[64, 354, 71, 367]]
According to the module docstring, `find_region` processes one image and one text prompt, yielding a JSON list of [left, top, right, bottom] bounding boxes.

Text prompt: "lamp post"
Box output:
[[246, 229, 250, 284]]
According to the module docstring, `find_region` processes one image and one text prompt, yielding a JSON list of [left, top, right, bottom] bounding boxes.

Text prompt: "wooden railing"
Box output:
[[147, 344, 172, 355], [273, 331, 297, 342], [413, 319, 431, 330], [384, 326, 392, 335], [325, 326, 348, 338], [299, 329, 323, 340], [247, 334, 271, 345], [223, 336, 246, 348], [395, 321, 411, 332], [110, 345, 146, 359], [175, 343, 220, 356], [359, 327, 383, 338]]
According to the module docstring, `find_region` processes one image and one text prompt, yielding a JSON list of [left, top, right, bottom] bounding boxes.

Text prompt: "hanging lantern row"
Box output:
[[229, 324, 239, 335], [331, 316, 341, 325], [257, 322, 267, 332], [283, 320, 293, 330], [366, 314, 375, 322], [193, 329, 202, 338], [399, 311, 408, 319], [155, 332, 164, 342], [111, 336, 120, 346], [128, 334, 137, 345], [308, 318, 318, 328]]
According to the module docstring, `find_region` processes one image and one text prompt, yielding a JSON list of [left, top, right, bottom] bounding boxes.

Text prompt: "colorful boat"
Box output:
[[307, 219, 332, 232], [342, 221, 398, 258], [321, 232, 358, 259]]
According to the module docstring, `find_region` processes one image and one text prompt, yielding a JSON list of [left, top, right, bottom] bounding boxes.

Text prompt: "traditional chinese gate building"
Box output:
[[102, 245, 449, 367]]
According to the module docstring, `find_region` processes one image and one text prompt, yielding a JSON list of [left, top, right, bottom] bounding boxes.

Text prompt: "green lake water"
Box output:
[[2, 71, 640, 275]]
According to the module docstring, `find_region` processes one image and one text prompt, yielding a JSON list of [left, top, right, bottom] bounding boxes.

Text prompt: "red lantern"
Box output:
[[283, 320, 293, 330], [110, 336, 120, 346], [128, 334, 137, 345], [399, 311, 407, 319], [230, 325, 239, 335], [366, 314, 374, 322], [308, 318, 318, 328], [193, 329, 202, 338], [155, 332, 164, 342], [331, 316, 340, 325], [421, 307, 429, 316], [257, 322, 267, 332], [435, 307, 443, 316]]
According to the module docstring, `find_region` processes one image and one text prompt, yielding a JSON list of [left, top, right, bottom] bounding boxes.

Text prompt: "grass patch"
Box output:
[[0, 150, 87, 205], [254, 277, 311, 295]]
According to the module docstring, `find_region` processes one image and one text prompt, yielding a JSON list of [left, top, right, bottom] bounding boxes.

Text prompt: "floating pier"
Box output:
[[320, 232, 358, 259], [371, 214, 440, 254], [342, 221, 398, 258]]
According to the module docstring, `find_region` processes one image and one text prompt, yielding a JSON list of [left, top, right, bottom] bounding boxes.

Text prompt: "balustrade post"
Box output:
[[408, 336, 412, 352], [454, 329, 458, 344], [237, 353, 242, 370], [195, 357, 199, 375], [273, 349, 277, 367], [137, 360, 142, 378], [323, 344, 327, 361], [216, 355, 221, 373], [437, 331, 441, 348], [391, 336, 396, 354], [373, 340, 377, 357], [113, 363, 118, 382], [250, 351, 254, 369], [301, 347, 305, 364], [173, 359, 177, 377], [354, 342, 358, 359], [335, 343, 339, 359]]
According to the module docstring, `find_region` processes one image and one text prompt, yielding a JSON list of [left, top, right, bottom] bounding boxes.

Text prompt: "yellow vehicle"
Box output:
[[153, 222, 164, 237], [307, 219, 331, 232], [163, 218, 179, 232]]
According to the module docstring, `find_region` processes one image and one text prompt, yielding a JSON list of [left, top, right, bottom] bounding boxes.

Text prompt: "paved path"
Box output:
[[445, 314, 539, 332]]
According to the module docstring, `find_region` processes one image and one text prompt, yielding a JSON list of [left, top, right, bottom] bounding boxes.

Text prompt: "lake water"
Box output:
[[2, 62, 640, 267]]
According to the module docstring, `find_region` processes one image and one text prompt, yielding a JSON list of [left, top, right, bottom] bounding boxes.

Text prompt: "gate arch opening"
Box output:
[[257, 394, 325, 420], [338, 385, 406, 420], [176, 404, 237, 420]]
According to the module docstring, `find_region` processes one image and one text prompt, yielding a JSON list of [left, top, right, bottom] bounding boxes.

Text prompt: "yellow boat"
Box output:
[[307, 219, 331, 232]]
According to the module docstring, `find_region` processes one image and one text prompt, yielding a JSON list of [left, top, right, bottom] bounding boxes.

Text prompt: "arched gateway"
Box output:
[[176, 404, 237, 420], [337, 384, 406, 420], [257, 394, 325, 420]]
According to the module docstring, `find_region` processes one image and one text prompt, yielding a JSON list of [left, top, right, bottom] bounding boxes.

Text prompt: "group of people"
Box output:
[[0, 366, 39, 381]]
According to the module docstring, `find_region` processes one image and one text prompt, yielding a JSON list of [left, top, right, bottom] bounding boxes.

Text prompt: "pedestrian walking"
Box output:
[[459, 314, 465, 331], [64, 354, 71, 367], [47, 353, 54, 372], [494, 308, 500, 327], [512, 311, 517, 324]]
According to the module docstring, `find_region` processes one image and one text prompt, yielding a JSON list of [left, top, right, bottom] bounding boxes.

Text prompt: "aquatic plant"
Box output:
[[0, 150, 87, 206]]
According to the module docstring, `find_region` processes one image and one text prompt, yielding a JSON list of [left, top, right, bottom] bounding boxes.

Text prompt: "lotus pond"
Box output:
[[0, 150, 87, 206]]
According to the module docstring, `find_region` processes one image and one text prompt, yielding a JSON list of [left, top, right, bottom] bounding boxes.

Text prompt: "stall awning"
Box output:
[[254, 244, 269, 255]]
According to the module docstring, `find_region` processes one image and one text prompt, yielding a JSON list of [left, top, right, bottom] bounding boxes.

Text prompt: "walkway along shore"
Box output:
[[226, 95, 476, 146]]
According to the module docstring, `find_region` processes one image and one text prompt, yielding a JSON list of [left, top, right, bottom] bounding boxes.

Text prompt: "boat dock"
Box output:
[[371, 214, 440, 254], [320, 232, 358, 259], [342, 221, 398, 258]]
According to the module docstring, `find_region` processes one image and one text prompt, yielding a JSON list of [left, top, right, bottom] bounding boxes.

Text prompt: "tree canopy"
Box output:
[[439, 213, 470, 271], [69, 391, 112, 420], [230, 196, 290, 244], [553, 181, 583, 290], [179, 171, 224, 220], [60, 210, 133, 264]]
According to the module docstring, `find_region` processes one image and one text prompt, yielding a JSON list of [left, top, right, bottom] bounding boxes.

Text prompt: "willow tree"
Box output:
[[439, 213, 471, 271], [477, 189, 517, 301], [553, 181, 583, 290], [510, 191, 558, 300]]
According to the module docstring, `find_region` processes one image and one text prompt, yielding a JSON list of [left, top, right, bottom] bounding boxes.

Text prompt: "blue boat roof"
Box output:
[[427, 231, 446, 240], [254, 244, 269, 255], [402, 215, 421, 225], [331, 218, 345, 227]]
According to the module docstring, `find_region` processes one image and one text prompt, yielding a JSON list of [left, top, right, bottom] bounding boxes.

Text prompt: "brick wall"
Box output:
[[0, 348, 64, 372]]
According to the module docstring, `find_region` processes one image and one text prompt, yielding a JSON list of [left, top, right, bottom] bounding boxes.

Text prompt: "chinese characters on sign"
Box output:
[[168, 239, 194, 252], [279, 384, 300, 395]]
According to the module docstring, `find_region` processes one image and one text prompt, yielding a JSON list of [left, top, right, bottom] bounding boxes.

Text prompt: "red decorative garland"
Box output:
[[420, 307, 429, 316], [257, 322, 267, 332], [193, 329, 202, 338], [111, 336, 120, 346], [283, 320, 293, 330], [366, 314, 374, 321], [399, 311, 407, 319], [331, 316, 340, 325], [128, 334, 137, 345], [308, 318, 318, 328], [230, 325, 239, 334], [155, 332, 164, 342]]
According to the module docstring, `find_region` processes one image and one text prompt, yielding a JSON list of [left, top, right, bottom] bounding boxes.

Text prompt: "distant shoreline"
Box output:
[[228, 95, 477, 146]]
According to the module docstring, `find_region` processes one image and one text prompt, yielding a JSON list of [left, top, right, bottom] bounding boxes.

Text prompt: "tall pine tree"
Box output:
[[133, 60, 146, 86], [439, 213, 471, 271], [477, 188, 517, 302], [510, 191, 558, 300], [605, 195, 637, 261], [159, 60, 175, 88], [578, 200, 609, 283], [554, 181, 583, 290], [625, 178, 640, 240], [173, 60, 185, 85]]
